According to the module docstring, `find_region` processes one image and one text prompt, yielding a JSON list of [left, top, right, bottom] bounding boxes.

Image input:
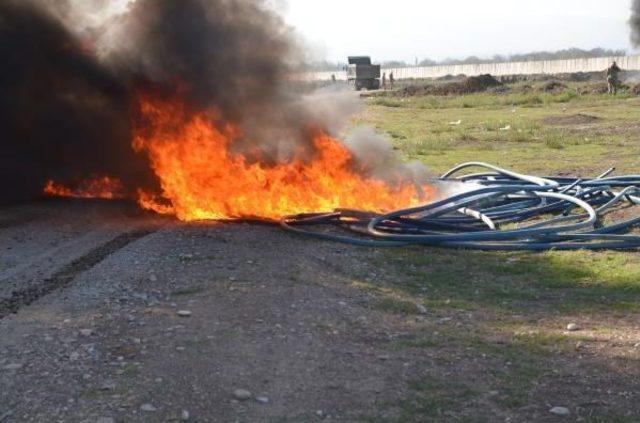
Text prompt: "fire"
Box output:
[[133, 96, 432, 221], [43, 176, 125, 200], [41, 95, 433, 220]]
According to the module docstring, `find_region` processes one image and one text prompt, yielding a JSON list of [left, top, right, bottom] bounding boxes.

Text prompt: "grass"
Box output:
[[169, 285, 206, 297], [399, 376, 479, 421], [373, 297, 422, 315], [354, 88, 640, 176], [371, 249, 640, 314], [373, 90, 623, 111], [351, 84, 640, 420], [481, 342, 544, 408], [389, 326, 565, 415]]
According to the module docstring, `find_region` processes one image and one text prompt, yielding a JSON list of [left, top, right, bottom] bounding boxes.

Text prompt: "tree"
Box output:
[[383, 60, 409, 68], [418, 58, 437, 66]]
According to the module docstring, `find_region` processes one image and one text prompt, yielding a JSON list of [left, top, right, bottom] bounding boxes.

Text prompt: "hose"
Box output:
[[280, 162, 640, 251]]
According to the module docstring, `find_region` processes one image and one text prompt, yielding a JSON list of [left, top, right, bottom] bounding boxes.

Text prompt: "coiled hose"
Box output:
[[280, 162, 640, 250]]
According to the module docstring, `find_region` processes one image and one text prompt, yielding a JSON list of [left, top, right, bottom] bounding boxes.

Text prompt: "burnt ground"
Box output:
[[1, 201, 640, 422]]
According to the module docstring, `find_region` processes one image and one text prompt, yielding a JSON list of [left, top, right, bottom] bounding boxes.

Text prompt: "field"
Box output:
[[346, 83, 640, 421], [2, 82, 640, 422]]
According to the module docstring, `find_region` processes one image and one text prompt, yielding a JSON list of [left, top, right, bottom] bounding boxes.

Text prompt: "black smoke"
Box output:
[[0, 0, 303, 201], [632, 0, 640, 47], [0, 1, 150, 201], [104, 0, 295, 120]]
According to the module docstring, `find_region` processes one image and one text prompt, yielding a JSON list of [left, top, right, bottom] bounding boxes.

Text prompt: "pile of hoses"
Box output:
[[280, 162, 640, 250]]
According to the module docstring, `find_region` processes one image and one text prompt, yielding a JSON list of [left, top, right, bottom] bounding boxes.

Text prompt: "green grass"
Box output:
[[375, 249, 640, 314], [510, 331, 571, 352], [399, 376, 479, 421], [479, 341, 544, 408], [373, 297, 422, 315], [355, 88, 640, 176], [370, 97, 405, 108], [352, 84, 640, 421], [388, 328, 565, 415], [374, 90, 625, 111]]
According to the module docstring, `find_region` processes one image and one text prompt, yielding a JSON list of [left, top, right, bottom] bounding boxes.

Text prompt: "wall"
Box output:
[[303, 55, 640, 81]]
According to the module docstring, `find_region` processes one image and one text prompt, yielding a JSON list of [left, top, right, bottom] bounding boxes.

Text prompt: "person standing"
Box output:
[[606, 61, 622, 94], [381, 72, 387, 90], [389, 71, 395, 90]]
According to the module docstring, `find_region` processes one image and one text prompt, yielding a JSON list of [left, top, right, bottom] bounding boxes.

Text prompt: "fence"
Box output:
[[303, 55, 640, 81]]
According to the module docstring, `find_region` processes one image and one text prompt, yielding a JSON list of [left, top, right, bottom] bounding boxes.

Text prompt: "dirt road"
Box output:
[[0, 201, 424, 422]]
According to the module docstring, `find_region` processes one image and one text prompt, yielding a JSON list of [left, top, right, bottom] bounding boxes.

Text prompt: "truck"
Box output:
[[346, 56, 380, 91]]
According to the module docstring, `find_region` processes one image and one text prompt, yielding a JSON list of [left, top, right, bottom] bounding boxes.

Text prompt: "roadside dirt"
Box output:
[[1, 201, 639, 422]]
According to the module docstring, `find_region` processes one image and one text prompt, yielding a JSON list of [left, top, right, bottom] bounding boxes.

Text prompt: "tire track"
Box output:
[[0, 229, 154, 319]]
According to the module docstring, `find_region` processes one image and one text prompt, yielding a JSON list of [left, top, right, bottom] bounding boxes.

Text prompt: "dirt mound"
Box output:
[[538, 81, 568, 92], [541, 114, 601, 126], [400, 74, 502, 96], [461, 74, 503, 92]]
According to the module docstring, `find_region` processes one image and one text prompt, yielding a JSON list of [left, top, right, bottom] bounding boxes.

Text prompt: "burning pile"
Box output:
[[1, 0, 428, 217], [133, 95, 425, 220]]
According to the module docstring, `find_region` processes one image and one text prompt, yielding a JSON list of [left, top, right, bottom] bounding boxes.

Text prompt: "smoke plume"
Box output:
[[632, 0, 640, 48], [0, 0, 414, 203], [103, 0, 296, 119], [0, 0, 306, 200], [0, 1, 144, 201]]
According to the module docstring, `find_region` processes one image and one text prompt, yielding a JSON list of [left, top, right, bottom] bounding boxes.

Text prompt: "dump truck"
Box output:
[[346, 56, 380, 91]]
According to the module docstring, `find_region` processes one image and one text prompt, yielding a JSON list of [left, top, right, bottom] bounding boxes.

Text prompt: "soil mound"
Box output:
[[538, 81, 568, 92], [541, 114, 601, 126], [400, 74, 502, 96], [459, 74, 502, 92]]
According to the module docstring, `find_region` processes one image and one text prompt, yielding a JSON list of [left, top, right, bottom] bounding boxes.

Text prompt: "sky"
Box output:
[[281, 0, 636, 63]]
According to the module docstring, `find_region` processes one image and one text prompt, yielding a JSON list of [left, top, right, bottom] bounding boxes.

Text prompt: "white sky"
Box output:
[[282, 0, 635, 63]]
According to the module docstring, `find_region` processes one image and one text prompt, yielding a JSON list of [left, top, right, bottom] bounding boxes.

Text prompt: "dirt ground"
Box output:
[[0, 200, 428, 422], [2, 199, 640, 422]]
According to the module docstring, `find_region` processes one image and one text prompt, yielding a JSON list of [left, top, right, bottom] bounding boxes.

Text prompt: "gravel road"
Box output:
[[0, 200, 426, 422]]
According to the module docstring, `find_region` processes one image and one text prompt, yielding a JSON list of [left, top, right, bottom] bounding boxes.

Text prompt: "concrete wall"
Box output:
[[303, 55, 640, 81]]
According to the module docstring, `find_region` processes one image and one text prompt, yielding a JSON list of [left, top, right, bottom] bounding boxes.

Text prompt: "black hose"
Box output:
[[280, 162, 640, 251]]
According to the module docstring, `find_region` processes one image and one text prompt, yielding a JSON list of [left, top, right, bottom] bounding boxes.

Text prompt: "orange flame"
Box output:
[[43, 176, 125, 200], [133, 96, 432, 221]]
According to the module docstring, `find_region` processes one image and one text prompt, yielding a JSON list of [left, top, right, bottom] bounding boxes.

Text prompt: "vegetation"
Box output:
[[356, 83, 640, 176], [353, 83, 640, 421]]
